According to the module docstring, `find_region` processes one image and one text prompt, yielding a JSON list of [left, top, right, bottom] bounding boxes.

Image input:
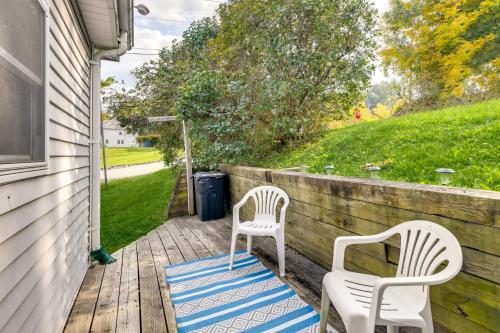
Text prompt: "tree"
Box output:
[[100, 76, 116, 121], [381, 0, 498, 101], [116, 0, 378, 168], [105, 18, 219, 165], [365, 81, 400, 109], [180, 0, 377, 167]]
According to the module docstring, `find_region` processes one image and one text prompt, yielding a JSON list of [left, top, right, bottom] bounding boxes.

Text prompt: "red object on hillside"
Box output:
[[355, 109, 361, 120]]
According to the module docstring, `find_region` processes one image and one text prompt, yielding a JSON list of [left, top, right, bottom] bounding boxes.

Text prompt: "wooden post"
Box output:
[[100, 116, 108, 186], [182, 120, 195, 215]]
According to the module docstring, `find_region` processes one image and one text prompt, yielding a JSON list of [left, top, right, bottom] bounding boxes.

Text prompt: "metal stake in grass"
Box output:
[[435, 168, 455, 185], [324, 165, 335, 175], [367, 166, 381, 179]]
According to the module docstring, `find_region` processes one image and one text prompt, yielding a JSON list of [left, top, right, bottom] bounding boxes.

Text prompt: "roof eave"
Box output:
[[78, 0, 134, 54]]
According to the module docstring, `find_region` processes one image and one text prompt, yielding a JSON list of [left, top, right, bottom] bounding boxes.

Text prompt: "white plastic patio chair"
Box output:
[[229, 186, 289, 277], [319, 220, 462, 333]]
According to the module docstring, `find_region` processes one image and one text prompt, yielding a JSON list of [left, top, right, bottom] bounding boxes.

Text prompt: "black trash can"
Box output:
[[193, 172, 226, 221]]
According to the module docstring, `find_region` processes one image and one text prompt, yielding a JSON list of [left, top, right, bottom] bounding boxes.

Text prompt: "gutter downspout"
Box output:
[[89, 32, 128, 252]]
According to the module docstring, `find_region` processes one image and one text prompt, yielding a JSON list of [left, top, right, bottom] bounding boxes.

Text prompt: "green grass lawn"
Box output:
[[100, 147, 163, 168], [101, 168, 177, 253], [261, 99, 500, 190]]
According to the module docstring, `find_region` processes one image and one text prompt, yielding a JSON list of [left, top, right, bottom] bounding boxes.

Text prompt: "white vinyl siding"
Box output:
[[0, 0, 91, 332]]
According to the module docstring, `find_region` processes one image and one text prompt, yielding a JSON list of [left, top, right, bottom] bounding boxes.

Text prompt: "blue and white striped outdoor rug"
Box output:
[[165, 250, 330, 333]]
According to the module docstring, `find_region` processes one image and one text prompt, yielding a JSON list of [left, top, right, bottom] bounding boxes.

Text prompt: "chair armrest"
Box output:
[[368, 274, 446, 328], [277, 205, 288, 231], [332, 230, 395, 270], [232, 194, 252, 227], [373, 268, 456, 292]]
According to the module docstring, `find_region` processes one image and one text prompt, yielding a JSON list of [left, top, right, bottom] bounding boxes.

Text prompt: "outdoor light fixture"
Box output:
[[134, 4, 150, 15], [300, 164, 310, 173], [435, 168, 455, 185], [324, 165, 335, 175], [367, 166, 381, 179]]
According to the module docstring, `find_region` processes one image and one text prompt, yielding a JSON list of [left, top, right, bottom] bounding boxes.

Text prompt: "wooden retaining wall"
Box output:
[[220, 165, 500, 333], [166, 169, 189, 218]]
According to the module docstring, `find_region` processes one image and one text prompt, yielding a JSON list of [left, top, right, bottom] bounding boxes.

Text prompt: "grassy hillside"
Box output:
[[100, 147, 162, 168], [101, 168, 177, 253], [262, 99, 500, 190]]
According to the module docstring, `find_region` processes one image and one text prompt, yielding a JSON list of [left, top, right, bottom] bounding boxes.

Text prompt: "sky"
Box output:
[[101, 0, 390, 89]]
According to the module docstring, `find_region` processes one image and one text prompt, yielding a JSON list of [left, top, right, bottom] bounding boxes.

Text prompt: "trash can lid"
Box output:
[[193, 171, 226, 179]]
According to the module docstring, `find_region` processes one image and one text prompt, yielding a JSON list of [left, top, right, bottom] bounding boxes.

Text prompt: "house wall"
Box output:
[[0, 0, 92, 332], [103, 128, 138, 147], [220, 165, 500, 333]]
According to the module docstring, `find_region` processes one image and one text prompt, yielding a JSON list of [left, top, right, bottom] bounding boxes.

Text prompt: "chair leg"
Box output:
[[229, 231, 238, 270], [421, 301, 434, 333], [275, 234, 285, 277], [319, 283, 330, 333], [387, 326, 399, 333], [247, 235, 252, 254]]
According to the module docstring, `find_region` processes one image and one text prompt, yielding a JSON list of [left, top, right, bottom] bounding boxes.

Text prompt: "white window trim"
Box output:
[[0, 0, 50, 185]]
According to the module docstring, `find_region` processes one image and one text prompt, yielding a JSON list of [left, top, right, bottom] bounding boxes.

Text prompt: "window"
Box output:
[[105, 139, 109, 144], [117, 140, 120, 144], [119, 131, 122, 136], [0, 0, 48, 182]]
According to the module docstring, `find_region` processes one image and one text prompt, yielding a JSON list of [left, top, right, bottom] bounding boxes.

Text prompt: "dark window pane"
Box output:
[[0, 0, 43, 77], [0, 0, 45, 164]]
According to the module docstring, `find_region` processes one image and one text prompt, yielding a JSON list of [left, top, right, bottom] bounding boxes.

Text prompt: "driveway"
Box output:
[[101, 161, 166, 181]]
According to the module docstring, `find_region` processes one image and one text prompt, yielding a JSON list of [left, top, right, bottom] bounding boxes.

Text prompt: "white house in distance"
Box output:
[[0, 0, 135, 331], [103, 118, 138, 147]]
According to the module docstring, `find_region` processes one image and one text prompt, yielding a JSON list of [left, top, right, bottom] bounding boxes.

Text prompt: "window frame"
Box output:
[[0, 0, 50, 184]]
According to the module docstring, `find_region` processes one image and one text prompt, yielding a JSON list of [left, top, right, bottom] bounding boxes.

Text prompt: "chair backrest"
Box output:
[[246, 186, 289, 223], [393, 220, 462, 282]]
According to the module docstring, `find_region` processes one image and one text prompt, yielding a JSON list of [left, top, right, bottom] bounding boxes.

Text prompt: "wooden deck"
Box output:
[[63, 215, 348, 333]]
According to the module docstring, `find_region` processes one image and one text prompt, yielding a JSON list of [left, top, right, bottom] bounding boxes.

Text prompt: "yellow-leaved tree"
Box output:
[[381, 0, 498, 100]]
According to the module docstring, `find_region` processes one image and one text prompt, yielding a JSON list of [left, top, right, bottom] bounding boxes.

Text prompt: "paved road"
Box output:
[[100, 161, 166, 181]]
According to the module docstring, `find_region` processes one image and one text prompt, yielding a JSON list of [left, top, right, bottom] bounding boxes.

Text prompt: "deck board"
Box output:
[[64, 215, 351, 333], [164, 221, 199, 262], [157, 224, 184, 265], [116, 243, 140, 333], [90, 249, 123, 333], [174, 219, 212, 258], [64, 263, 105, 333], [190, 227, 225, 256], [137, 237, 167, 333], [147, 230, 178, 333]]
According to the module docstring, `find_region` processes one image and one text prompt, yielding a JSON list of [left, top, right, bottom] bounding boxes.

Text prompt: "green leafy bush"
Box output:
[[136, 134, 160, 145], [106, 0, 378, 169]]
